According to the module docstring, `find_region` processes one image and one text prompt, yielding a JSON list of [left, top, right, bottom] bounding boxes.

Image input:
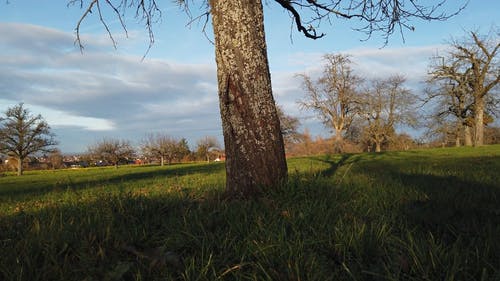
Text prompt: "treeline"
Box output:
[[84, 135, 223, 167], [1, 134, 224, 173]]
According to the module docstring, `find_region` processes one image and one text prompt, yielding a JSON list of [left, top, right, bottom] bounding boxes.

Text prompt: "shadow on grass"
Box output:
[[1, 153, 500, 280], [397, 172, 500, 235], [316, 153, 356, 177], [0, 162, 225, 200]]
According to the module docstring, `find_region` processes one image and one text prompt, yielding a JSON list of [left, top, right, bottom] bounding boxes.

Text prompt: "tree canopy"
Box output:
[[87, 138, 136, 167], [425, 28, 499, 147], [0, 103, 58, 175]]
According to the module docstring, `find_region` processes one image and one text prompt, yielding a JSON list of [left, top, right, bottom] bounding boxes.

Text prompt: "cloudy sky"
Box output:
[[0, 0, 498, 153]]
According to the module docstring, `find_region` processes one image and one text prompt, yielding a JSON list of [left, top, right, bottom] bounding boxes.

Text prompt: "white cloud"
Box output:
[[0, 22, 220, 152], [39, 107, 116, 131]]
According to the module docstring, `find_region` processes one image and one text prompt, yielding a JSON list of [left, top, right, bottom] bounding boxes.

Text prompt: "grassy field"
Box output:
[[1, 145, 499, 280]]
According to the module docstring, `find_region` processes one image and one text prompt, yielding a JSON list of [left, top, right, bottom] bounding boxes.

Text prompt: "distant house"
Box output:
[[214, 153, 226, 162]]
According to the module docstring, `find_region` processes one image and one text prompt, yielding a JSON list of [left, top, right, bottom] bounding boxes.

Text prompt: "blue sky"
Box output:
[[0, 0, 498, 153]]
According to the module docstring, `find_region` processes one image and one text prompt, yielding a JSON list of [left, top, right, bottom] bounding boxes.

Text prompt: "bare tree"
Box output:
[[426, 29, 499, 147], [451, 30, 499, 146], [425, 57, 475, 146], [360, 75, 416, 152], [195, 136, 220, 163], [87, 138, 135, 167], [141, 133, 181, 166], [298, 54, 362, 153], [48, 149, 64, 169], [276, 105, 302, 149], [68, 0, 464, 197], [175, 138, 191, 162], [0, 103, 58, 176]]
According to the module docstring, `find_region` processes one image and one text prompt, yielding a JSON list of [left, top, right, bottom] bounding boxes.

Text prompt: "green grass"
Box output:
[[1, 145, 499, 280]]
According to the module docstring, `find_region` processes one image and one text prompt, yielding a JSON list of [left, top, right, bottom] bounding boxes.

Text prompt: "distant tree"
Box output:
[[48, 149, 64, 169], [485, 126, 500, 144], [195, 136, 220, 163], [359, 75, 417, 152], [141, 133, 183, 166], [388, 133, 415, 151], [344, 118, 364, 145], [293, 128, 314, 156], [87, 138, 135, 168], [276, 105, 301, 149], [422, 114, 458, 148], [0, 103, 58, 175], [298, 54, 363, 153], [175, 138, 191, 162], [427, 29, 499, 146], [67, 0, 465, 197]]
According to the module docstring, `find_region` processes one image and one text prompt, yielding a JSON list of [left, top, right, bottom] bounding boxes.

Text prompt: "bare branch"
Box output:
[[70, 0, 161, 55], [72, 0, 98, 52], [275, 0, 325, 39], [274, 0, 468, 44]]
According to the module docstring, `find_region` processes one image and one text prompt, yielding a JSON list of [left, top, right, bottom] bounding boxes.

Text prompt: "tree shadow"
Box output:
[[1, 154, 499, 280], [316, 153, 356, 178], [396, 172, 500, 235]]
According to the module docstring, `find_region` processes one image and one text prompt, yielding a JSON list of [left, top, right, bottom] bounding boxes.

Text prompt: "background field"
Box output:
[[1, 145, 500, 280]]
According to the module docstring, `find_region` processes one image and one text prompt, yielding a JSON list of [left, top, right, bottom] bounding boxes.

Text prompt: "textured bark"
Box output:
[[473, 98, 485, 146], [374, 141, 382, 153], [454, 123, 461, 147], [210, 0, 287, 197], [16, 157, 23, 176], [333, 131, 344, 153], [464, 125, 472, 146]]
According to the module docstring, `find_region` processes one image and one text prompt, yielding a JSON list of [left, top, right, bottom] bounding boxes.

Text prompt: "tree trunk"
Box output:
[[474, 98, 485, 146], [455, 122, 461, 147], [160, 156, 164, 166], [464, 125, 472, 146], [210, 0, 287, 197], [17, 156, 23, 176], [333, 127, 344, 154], [375, 142, 381, 153]]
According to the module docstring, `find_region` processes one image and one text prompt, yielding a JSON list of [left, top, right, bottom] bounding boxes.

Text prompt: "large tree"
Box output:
[[450, 30, 500, 146], [298, 54, 362, 153], [0, 103, 58, 176], [425, 57, 475, 147], [360, 75, 416, 152], [427, 29, 500, 147], [69, 0, 463, 197]]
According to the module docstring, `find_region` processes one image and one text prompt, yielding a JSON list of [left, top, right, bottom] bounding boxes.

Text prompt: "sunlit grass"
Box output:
[[1, 145, 499, 280]]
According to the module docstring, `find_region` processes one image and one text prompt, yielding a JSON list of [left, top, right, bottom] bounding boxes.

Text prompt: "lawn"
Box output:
[[1, 145, 499, 280]]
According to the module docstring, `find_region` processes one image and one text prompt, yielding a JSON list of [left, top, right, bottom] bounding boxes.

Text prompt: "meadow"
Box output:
[[1, 145, 499, 280]]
